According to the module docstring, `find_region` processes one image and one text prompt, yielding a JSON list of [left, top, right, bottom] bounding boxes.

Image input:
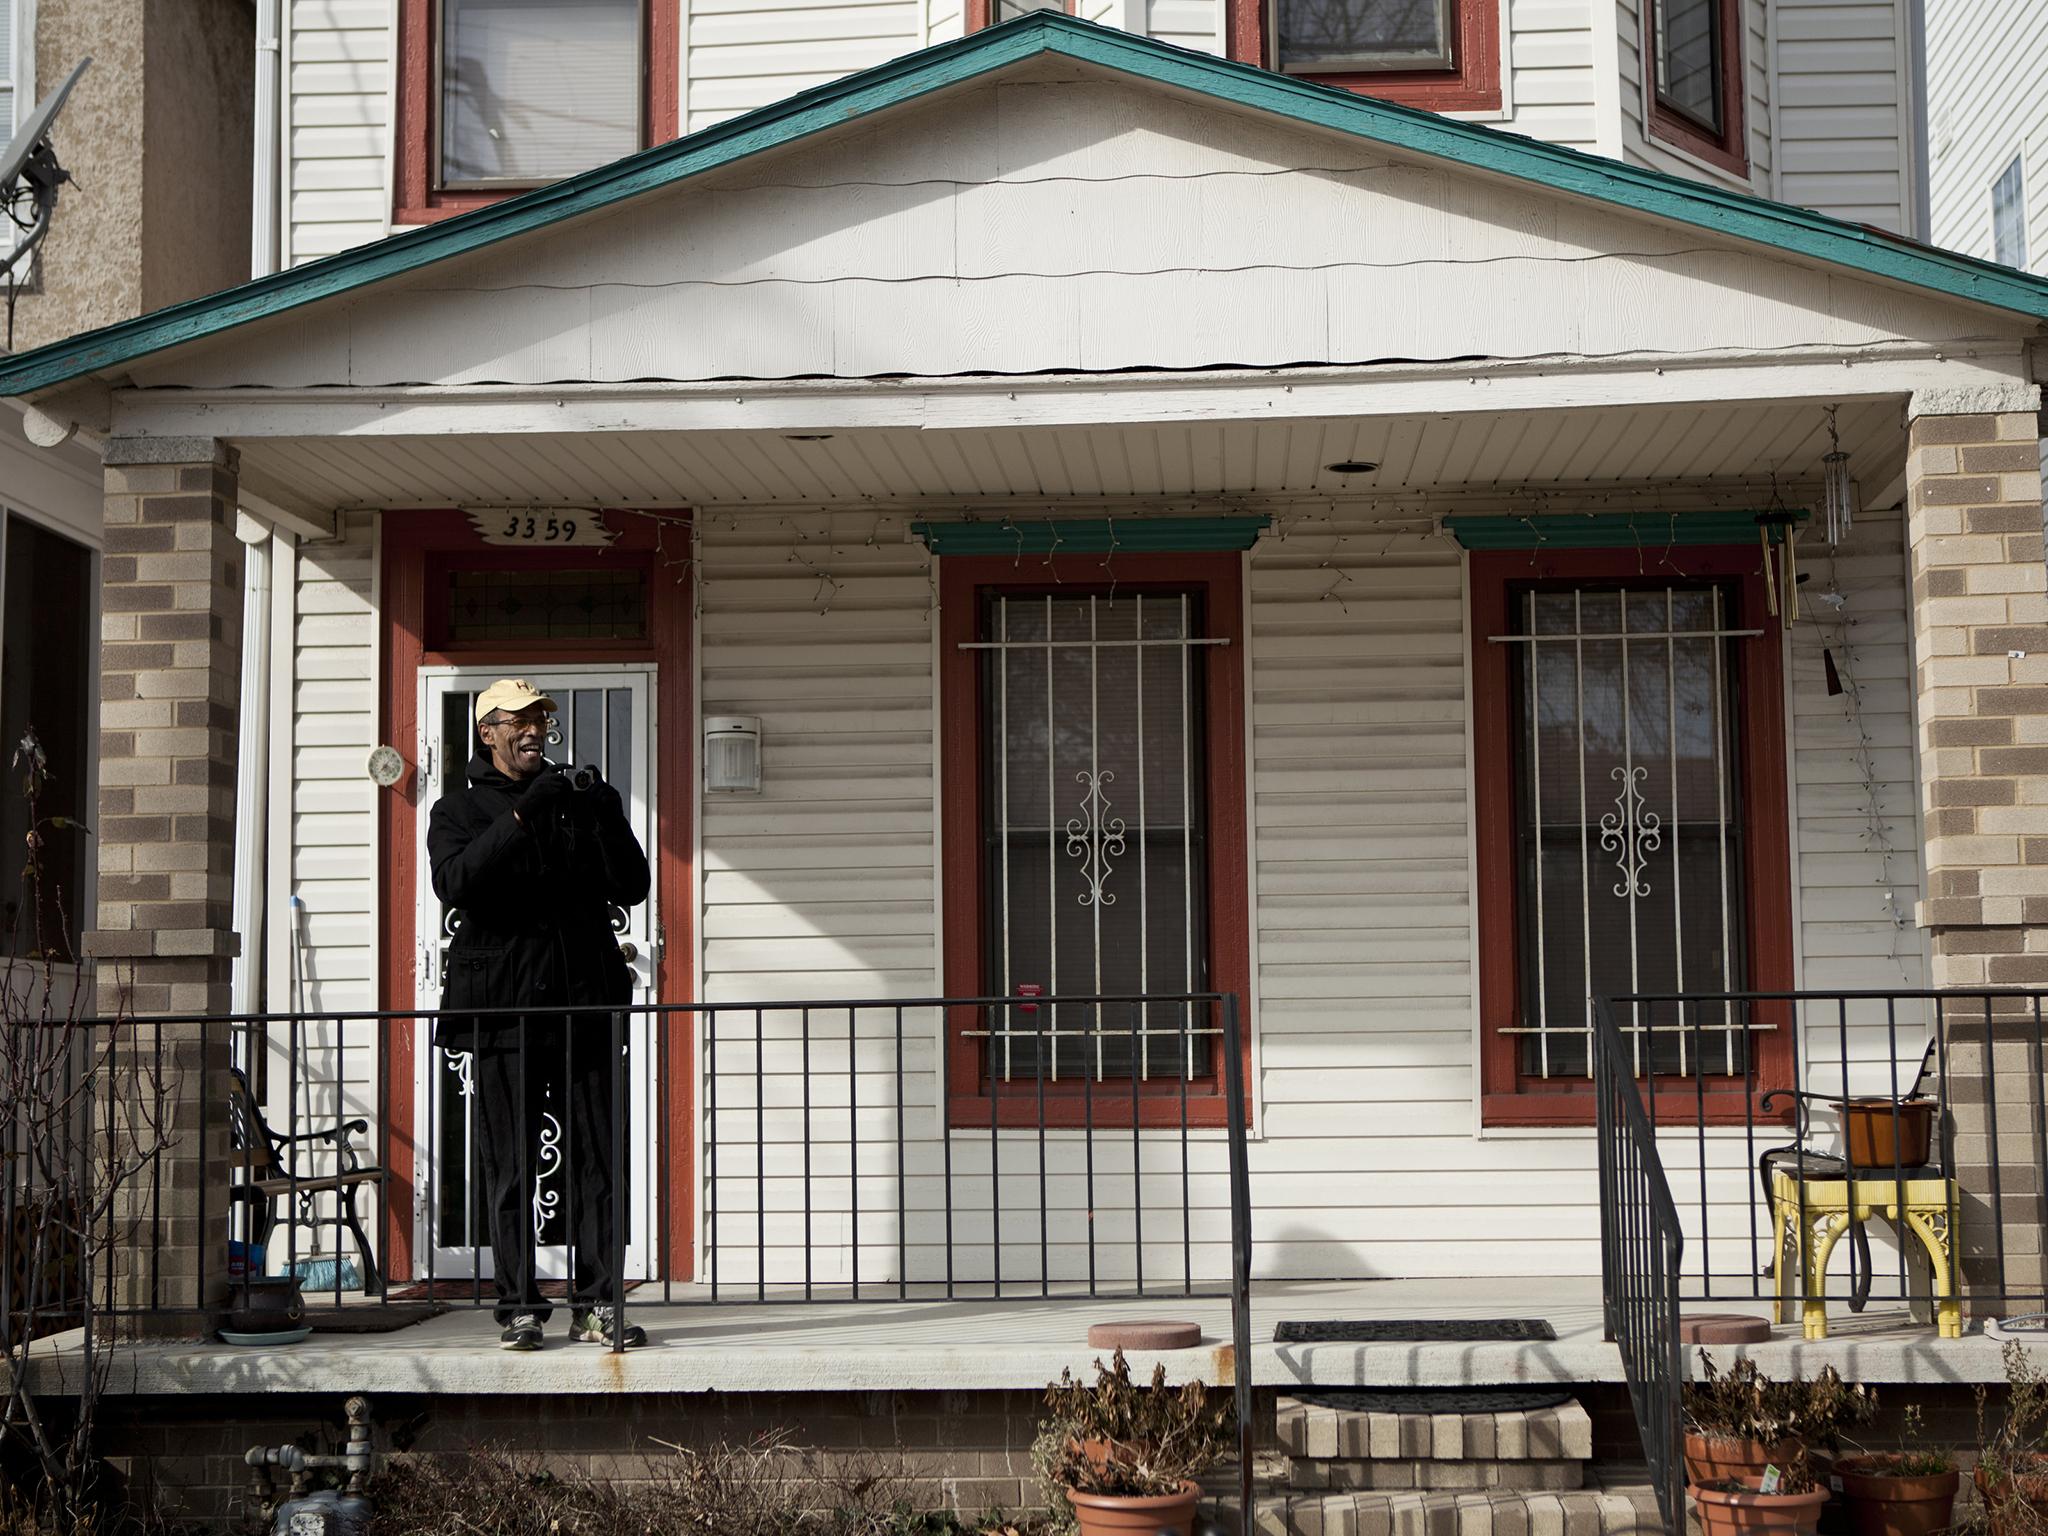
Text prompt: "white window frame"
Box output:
[[1993, 153, 2028, 270]]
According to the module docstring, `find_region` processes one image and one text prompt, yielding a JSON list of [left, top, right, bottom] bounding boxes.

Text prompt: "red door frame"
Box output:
[[1468, 544, 1795, 1127], [378, 508, 695, 1280], [936, 551, 1253, 1130]]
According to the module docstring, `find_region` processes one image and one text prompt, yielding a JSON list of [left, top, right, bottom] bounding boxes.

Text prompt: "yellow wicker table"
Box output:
[[1769, 1168, 1961, 1340]]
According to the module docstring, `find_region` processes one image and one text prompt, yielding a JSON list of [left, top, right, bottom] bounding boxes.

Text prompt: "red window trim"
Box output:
[[937, 552, 1253, 1131], [1642, 0, 1747, 177], [379, 508, 695, 1280], [1469, 545, 1794, 1128], [963, 0, 1075, 31], [394, 0, 681, 226], [1225, 0, 1501, 113]]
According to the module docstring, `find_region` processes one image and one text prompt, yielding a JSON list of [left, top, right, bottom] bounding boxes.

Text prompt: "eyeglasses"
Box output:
[[483, 709, 552, 729]]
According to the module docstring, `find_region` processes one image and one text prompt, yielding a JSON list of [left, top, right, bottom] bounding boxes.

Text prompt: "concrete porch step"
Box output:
[[1276, 1397, 1595, 1464], [1202, 1478, 1666, 1536]]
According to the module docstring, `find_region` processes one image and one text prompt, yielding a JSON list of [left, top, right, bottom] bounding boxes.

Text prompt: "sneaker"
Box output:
[[498, 1313, 545, 1351], [568, 1305, 646, 1348]]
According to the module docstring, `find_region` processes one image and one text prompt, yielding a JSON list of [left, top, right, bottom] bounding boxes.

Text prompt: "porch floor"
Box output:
[[30, 1279, 2022, 1395]]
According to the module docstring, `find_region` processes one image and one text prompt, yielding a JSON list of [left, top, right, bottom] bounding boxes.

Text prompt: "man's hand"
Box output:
[[590, 779, 627, 823], [516, 769, 573, 828]]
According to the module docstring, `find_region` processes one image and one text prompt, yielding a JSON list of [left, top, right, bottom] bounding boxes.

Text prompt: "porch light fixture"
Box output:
[[1821, 406, 1856, 545], [1324, 460, 1379, 475], [704, 716, 762, 794]]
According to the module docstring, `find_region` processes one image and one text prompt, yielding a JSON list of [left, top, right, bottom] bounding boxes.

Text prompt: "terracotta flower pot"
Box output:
[[1974, 1461, 2048, 1536], [1833, 1455, 1959, 1536], [1837, 1099, 1935, 1170], [1693, 1477, 1830, 1536], [1066, 1481, 1201, 1536], [1687, 1432, 1806, 1487]]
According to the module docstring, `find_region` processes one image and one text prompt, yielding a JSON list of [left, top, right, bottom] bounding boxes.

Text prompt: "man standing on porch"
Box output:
[[428, 679, 651, 1351]]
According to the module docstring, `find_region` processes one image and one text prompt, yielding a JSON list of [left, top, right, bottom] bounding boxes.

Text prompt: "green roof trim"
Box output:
[[912, 514, 1271, 555], [5, 12, 2048, 397], [1443, 508, 1810, 551]]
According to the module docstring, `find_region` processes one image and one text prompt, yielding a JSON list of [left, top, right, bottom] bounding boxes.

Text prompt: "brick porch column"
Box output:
[[1904, 396, 2047, 1313], [83, 439, 243, 1317]]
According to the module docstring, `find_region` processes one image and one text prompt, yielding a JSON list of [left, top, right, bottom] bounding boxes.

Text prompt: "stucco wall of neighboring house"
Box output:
[[11, 0, 249, 351], [15, 0, 146, 350], [140, 0, 253, 310]]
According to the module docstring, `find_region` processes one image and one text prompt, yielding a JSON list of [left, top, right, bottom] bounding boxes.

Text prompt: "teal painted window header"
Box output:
[[1443, 509, 1810, 551], [911, 515, 1272, 555]]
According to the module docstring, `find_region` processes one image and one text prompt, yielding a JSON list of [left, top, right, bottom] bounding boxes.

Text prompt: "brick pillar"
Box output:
[[1904, 402, 2048, 1313], [83, 439, 243, 1317]]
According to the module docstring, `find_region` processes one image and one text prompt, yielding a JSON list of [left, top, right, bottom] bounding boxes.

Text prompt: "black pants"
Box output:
[[472, 1019, 627, 1325]]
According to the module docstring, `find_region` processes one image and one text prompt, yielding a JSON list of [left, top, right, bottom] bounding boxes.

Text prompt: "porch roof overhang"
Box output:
[[3, 14, 2048, 411]]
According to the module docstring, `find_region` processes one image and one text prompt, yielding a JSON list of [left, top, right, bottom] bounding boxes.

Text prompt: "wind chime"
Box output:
[[1756, 486, 1803, 621], [1821, 404, 1858, 546]]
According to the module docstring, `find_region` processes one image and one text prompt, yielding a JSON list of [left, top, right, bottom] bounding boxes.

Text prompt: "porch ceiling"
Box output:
[[234, 398, 1908, 511]]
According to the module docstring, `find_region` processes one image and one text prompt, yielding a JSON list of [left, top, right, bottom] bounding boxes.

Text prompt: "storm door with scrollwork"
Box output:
[[975, 591, 1214, 1084], [1505, 583, 1750, 1080], [413, 665, 659, 1281]]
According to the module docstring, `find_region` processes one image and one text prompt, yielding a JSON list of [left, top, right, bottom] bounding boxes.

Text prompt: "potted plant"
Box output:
[[1685, 1354, 1879, 1485], [1973, 1340, 2048, 1536], [1835, 1407, 1960, 1536], [1034, 1350, 1234, 1536], [1694, 1454, 1832, 1536], [1836, 1098, 1936, 1170]]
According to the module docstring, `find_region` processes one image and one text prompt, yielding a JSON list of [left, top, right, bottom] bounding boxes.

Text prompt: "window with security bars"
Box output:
[[1506, 582, 1753, 1081], [975, 591, 1214, 1085]]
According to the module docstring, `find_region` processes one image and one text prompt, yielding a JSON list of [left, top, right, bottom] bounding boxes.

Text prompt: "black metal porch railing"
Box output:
[[1591, 995, 1684, 1536], [4, 991, 1256, 1517], [1596, 988, 2048, 1534]]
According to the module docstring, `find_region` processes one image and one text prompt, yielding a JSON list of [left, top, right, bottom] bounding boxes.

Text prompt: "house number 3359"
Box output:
[[465, 509, 617, 548]]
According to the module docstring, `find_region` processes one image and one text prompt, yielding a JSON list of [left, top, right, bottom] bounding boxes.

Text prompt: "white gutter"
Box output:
[[230, 511, 274, 1016], [251, 0, 282, 278]]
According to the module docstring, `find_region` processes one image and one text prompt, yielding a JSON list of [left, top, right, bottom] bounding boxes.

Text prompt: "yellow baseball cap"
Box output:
[[474, 678, 558, 723]]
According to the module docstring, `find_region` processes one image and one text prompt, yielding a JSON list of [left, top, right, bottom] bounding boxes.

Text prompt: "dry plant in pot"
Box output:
[[1034, 1351, 1235, 1536], [1693, 1453, 1831, 1536], [1972, 1341, 2048, 1536], [1834, 1406, 1961, 1536], [1685, 1355, 1879, 1487]]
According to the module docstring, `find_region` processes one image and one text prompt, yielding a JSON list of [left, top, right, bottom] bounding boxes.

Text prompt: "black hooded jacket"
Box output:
[[427, 749, 651, 1044]]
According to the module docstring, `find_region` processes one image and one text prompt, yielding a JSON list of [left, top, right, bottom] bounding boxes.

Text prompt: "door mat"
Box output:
[[303, 1303, 447, 1335], [382, 1278, 647, 1303], [1273, 1319, 1558, 1343], [1290, 1387, 1574, 1414]]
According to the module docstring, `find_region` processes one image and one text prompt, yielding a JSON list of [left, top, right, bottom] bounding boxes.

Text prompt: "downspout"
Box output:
[[231, 512, 274, 1017], [251, 0, 282, 277]]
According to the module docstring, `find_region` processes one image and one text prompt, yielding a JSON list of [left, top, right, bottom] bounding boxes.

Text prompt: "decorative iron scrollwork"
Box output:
[[1063, 770, 1127, 908], [1598, 765, 1662, 900]]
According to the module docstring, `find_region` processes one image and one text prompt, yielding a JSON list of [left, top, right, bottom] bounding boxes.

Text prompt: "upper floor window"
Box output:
[[439, 0, 642, 188], [1275, 0, 1452, 72], [397, 0, 678, 223], [1234, 0, 1499, 111], [1993, 155, 2028, 269], [966, 0, 1070, 25], [1644, 0, 1745, 177]]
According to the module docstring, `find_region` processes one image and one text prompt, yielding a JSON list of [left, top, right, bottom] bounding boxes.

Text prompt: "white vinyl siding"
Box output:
[[287, 510, 380, 1013], [1926, 0, 2048, 272], [684, 0, 924, 133], [286, 0, 393, 262], [1508, 0, 1599, 150], [1771, 0, 1913, 231]]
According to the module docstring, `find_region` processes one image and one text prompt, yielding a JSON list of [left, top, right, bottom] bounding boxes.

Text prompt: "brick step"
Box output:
[[1275, 1397, 1594, 1465], [1200, 1478, 1667, 1536]]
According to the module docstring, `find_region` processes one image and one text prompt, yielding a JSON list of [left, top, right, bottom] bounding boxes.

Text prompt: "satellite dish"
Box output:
[[0, 57, 90, 285]]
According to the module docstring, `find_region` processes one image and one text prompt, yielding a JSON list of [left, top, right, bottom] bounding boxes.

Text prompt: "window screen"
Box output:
[[1274, 0, 1451, 72], [440, 0, 641, 186], [1653, 0, 1721, 134], [1994, 156, 2028, 269]]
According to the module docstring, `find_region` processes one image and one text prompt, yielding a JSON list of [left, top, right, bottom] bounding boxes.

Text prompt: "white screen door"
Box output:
[[413, 664, 660, 1282]]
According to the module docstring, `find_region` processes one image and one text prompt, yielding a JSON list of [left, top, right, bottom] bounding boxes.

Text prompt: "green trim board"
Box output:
[[6, 13, 2048, 398], [1443, 509, 1810, 550], [912, 515, 1271, 554]]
